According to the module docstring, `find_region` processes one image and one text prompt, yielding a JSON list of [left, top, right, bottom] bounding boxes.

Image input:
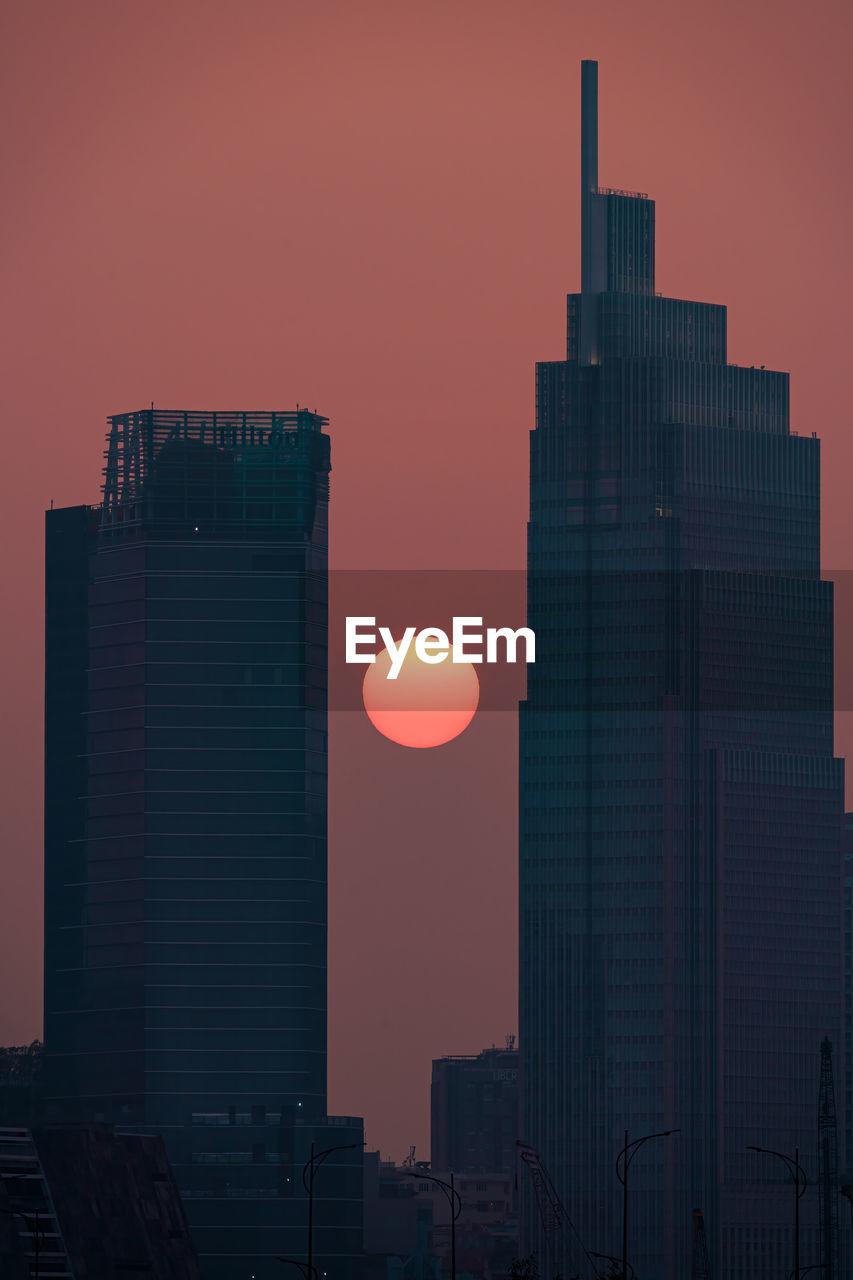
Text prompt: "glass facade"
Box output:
[[44, 409, 363, 1279], [519, 64, 844, 1280]]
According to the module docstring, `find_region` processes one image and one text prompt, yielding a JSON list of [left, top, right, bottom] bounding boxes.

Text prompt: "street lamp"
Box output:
[[748, 1146, 807, 1280], [589, 1249, 636, 1279], [404, 1168, 463, 1280], [615, 1128, 679, 1280], [302, 1141, 364, 1280]]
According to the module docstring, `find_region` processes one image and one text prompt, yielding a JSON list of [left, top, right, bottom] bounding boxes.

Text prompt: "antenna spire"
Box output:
[[579, 60, 601, 363], [580, 59, 598, 296]]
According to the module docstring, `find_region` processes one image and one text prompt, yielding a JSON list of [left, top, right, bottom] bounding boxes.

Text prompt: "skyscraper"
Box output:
[[843, 811, 853, 1171], [519, 63, 844, 1279], [44, 409, 363, 1279]]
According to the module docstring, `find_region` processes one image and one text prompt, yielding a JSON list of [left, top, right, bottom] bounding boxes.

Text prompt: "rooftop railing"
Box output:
[[597, 186, 649, 200]]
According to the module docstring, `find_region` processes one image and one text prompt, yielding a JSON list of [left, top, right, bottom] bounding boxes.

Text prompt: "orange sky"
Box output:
[[1, 0, 852, 1160]]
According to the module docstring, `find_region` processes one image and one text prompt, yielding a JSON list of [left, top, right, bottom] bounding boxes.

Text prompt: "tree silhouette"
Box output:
[[507, 1256, 570, 1280]]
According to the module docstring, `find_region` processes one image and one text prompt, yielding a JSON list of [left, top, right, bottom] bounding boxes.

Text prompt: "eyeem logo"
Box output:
[[345, 616, 536, 680]]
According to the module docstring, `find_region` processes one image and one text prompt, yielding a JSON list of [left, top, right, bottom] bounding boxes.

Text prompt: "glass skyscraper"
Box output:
[[44, 409, 362, 1279], [519, 63, 844, 1279]]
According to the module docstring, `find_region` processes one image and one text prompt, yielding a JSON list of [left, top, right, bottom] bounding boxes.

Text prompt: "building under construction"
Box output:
[[42, 406, 364, 1278]]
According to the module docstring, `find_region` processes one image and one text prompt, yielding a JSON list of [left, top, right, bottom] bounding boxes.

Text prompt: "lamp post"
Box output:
[[301, 1141, 363, 1280], [748, 1145, 807, 1280], [615, 1128, 679, 1280], [404, 1168, 463, 1280]]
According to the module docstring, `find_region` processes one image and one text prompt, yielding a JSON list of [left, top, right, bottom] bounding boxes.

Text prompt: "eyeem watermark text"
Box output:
[[345, 616, 536, 680]]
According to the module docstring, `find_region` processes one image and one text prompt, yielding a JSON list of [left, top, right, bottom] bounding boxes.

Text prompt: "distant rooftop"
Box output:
[[597, 186, 649, 200]]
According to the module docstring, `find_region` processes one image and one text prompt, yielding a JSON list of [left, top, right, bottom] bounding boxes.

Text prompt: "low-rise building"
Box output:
[[184, 1107, 364, 1279], [431, 1042, 519, 1177], [0, 1123, 200, 1279]]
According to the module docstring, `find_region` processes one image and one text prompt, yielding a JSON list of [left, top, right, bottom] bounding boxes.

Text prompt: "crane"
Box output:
[[517, 1140, 599, 1279]]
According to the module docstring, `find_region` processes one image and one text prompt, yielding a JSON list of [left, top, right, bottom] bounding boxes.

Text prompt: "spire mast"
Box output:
[[579, 59, 600, 363], [580, 59, 598, 297]]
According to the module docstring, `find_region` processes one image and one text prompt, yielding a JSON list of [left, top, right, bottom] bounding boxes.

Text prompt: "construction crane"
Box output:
[[690, 1208, 711, 1280], [517, 1140, 599, 1279], [818, 1037, 839, 1280]]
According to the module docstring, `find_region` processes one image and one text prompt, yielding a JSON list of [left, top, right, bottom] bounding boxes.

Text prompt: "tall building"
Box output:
[[844, 812, 853, 1174], [431, 1042, 519, 1174], [43, 409, 363, 1279], [519, 63, 844, 1280]]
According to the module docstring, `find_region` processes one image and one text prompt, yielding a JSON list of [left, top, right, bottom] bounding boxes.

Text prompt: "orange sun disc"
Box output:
[[362, 643, 480, 748]]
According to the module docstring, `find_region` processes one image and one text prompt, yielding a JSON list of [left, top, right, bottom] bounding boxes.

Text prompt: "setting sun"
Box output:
[[362, 642, 480, 748]]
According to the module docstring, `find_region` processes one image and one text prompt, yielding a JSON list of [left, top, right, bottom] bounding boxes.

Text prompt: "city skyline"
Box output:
[[2, 0, 853, 1167]]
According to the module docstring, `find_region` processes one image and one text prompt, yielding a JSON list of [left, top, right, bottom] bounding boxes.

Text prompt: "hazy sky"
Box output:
[[1, 0, 852, 1160]]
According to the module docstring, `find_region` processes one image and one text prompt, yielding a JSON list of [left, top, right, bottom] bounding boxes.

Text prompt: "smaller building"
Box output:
[[402, 1166, 518, 1277], [0, 1043, 42, 1127], [0, 1123, 200, 1279], [431, 1041, 519, 1175], [366, 1159, 517, 1280], [184, 1108, 364, 1280], [363, 1151, 439, 1279]]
